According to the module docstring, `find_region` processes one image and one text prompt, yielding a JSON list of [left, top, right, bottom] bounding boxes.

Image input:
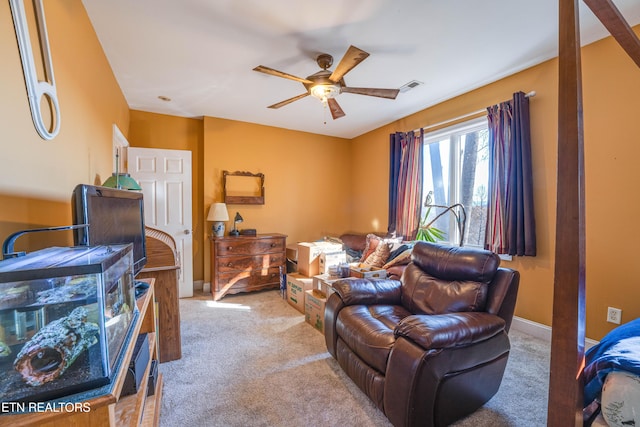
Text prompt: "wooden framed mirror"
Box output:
[[223, 170, 265, 205]]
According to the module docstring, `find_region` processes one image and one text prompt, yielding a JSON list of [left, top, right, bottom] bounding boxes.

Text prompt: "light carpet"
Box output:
[[158, 290, 549, 426]]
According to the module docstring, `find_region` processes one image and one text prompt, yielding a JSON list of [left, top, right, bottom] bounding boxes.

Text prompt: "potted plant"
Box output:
[[415, 191, 467, 246]]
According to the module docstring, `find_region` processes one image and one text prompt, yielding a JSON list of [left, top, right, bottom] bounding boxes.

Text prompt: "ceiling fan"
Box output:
[[253, 45, 399, 120]]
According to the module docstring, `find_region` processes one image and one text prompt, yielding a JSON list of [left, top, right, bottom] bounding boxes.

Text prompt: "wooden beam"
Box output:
[[583, 0, 640, 68], [547, 0, 586, 425]]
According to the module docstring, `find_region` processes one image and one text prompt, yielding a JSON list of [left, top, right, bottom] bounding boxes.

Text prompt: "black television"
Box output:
[[71, 184, 147, 276]]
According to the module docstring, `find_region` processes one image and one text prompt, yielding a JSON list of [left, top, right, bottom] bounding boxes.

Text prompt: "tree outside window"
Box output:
[[421, 118, 488, 247]]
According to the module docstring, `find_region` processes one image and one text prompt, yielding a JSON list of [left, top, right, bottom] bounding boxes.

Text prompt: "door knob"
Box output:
[[184, 229, 191, 235]]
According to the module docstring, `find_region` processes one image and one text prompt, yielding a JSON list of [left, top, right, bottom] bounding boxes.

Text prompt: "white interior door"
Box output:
[[127, 147, 193, 298]]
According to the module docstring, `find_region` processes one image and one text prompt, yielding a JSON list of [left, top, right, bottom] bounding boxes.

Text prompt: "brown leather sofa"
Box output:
[[324, 241, 520, 427]]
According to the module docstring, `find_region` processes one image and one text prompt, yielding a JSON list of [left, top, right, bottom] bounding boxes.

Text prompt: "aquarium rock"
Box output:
[[14, 306, 99, 386]]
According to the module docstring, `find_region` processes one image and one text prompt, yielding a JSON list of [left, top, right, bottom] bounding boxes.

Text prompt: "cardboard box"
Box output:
[[313, 274, 342, 299], [286, 245, 298, 261], [286, 245, 299, 273], [305, 289, 327, 333], [318, 251, 347, 275], [349, 263, 387, 279], [297, 241, 343, 277], [286, 273, 313, 313]]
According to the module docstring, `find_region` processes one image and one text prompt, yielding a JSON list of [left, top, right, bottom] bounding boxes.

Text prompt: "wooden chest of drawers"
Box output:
[[210, 233, 287, 300]]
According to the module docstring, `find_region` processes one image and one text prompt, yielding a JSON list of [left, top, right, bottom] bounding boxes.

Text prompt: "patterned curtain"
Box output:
[[388, 130, 423, 240], [485, 92, 536, 256]]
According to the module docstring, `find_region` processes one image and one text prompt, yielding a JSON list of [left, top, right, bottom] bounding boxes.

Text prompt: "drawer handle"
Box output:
[[227, 262, 233, 267], [270, 243, 277, 247], [227, 246, 233, 251]]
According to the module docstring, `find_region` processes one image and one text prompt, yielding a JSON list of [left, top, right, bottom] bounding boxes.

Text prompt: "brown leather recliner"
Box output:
[[324, 241, 520, 427]]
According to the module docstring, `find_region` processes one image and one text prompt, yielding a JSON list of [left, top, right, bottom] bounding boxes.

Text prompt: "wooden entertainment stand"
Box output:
[[4, 279, 162, 427]]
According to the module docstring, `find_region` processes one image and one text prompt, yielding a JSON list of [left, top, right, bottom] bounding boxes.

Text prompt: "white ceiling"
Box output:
[[81, 0, 640, 139]]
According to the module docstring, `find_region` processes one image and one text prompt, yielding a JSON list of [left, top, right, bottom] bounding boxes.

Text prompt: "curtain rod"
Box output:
[[417, 90, 536, 133]]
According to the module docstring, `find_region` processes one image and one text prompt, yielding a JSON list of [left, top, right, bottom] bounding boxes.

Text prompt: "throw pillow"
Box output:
[[387, 243, 412, 262], [359, 234, 382, 262], [363, 241, 392, 268], [382, 248, 412, 269]]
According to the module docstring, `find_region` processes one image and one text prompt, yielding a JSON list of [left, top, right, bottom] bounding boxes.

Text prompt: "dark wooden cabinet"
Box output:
[[210, 233, 286, 300]]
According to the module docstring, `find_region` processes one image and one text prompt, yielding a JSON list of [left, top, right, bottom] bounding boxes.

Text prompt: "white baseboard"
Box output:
[[511, 316, 599, 349], [202, 281, 211, 294], [193, 280, 204, 291], [511, 316, 552, 341]]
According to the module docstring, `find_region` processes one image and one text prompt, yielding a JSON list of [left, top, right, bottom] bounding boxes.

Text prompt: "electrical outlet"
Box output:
[[607, 307, 622, 324]]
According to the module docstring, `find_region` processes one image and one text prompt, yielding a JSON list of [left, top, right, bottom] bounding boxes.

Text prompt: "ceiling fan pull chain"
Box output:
[[322, 98, 327, 124]]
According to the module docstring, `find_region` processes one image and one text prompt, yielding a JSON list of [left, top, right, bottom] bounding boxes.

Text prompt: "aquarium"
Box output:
[[0, 244, 137, 403]]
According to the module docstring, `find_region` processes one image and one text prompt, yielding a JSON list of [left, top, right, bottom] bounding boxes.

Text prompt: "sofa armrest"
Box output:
[[394, 312, 506, 350], [332, 278, 402, 306]]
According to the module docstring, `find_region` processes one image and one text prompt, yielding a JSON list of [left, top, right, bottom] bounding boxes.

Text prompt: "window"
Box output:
[[421, 117, 488, 247]]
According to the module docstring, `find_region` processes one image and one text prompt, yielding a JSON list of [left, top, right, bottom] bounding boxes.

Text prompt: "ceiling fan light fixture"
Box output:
[[253, 45, 392, 120], [310, 83, 340, 101]]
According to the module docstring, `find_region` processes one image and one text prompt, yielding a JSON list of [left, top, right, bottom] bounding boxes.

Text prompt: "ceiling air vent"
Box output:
[[399, 80, 423, 93]]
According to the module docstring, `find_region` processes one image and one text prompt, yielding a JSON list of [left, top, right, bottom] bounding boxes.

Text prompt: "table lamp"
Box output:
[[102, 173, 142, 190], [102, 148, 141, 190], [229, 212, 243, 236], [207, 203, 229, 237]]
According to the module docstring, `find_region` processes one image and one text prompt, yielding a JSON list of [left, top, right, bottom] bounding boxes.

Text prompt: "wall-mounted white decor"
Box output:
[[10, 0, 60, 140]]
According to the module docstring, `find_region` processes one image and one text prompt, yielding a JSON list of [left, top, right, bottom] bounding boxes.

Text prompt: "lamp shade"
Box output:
[[102, 173, 141, 190], [208, 203, 229, 222]]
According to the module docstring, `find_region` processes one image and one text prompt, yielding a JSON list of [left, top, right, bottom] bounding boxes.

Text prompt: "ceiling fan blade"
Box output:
[[267, 93, 309, 109], [341, 87, 399, 99], [253, 65, 313, 84], [327, 98, 345, 120], [329, 45, 370, 82]]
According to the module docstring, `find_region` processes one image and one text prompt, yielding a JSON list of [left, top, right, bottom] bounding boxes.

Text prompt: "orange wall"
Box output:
[[202, 117, 352, 283], [127, 114, 352, 285], [0, 1, 129, 252], [351, 60, 558, 331], [128, 110, 205, 281], [350, 29, 640, 340], [582, 31, 640, 339]]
